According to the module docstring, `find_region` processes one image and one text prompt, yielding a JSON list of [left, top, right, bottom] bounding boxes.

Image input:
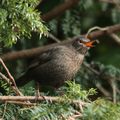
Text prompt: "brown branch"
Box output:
[[0, 58, 23, 96], [88, 24, 120, 38], [96, 82, 111, 97], [83, 62, 100, 76], [109, 33, 120, 45], [0, 58, 16, 86], [6, 101, 36, 106], [1, 24, 120, 62], [41, 0, 79, 22], [0, 38, 71, 62], [68, 114, 82, 120], [0, 96, 88, 106], [1, 102, 7, 119], [48, 33, 61, 43], [0, 72, 23, 96]]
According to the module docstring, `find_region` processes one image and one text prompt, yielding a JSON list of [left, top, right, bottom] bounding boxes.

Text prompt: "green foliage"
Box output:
[[62, 0, 85, 37], [111, 7, 120, 23], [0, 82, 120, 120], [0, 0, 48, 46], [0, 79, 9, 95], [102, 65, 120, 78], [60, 81, 96, 101], [83, 99, 120, 120]]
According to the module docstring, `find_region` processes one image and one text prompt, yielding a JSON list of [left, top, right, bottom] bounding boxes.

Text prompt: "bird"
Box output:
[[16, 36, 97, 89]]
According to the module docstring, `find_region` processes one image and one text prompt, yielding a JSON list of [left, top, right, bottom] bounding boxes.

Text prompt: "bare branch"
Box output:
[[41, 0, 79, 22], [0, 58, 23, 96], [0, 72, 23, 96], [109, 33, 120, 45], [83, 62, 100, 76], [48, 33, 61, 43], [96, 82, 111, 97], [1, 24, 120, 62], [7, 101, 36, 106], [1, 102, 7, 120], [0, 96, 88, 106], [0, 58, 16, 86]]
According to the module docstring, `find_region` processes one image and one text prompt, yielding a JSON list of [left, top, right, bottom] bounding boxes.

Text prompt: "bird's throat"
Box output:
[[77, 47, 88, 55]]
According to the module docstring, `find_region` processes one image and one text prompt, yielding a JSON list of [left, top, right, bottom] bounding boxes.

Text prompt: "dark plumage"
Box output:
[[16, 37, 95, 88]]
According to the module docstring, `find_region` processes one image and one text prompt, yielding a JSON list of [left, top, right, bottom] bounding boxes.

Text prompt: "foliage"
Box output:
[[0, 80, 9, 95], [59, 81, 96, 101], [76, 62, 120, 101], [0, 0, 48, 46], [0, 81, 120, 120], [83, 99, 120, 120]]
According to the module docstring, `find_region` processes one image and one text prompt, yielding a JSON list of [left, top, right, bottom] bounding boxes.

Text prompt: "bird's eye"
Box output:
[[79, 40, 84, 44], [79, 40, 82, 43]]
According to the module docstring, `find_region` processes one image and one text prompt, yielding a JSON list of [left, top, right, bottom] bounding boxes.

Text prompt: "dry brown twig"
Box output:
[[7, 101, 36, 106], [109, 33, 120, 45], [0, 96, 88, 105], [67, 111, 82, 120], [1, 102, 7, 120], [0, 58, 23, 96], [85, 26, 108, 38], [96, 82, 111, 97]]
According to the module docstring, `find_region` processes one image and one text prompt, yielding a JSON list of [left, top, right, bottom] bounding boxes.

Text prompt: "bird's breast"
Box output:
[[53, 51, 84, 79]]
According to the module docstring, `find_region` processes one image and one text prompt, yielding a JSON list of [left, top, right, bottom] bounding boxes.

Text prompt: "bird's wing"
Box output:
[[27, 46, 61, 70], [28, 51, 52, 70]]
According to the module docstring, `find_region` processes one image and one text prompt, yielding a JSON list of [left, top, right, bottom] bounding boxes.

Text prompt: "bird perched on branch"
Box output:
[[16, 36, 97, 89]]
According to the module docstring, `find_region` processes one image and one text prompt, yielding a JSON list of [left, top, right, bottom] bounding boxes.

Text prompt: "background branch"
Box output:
[[41, 0, 79, 22], [1, 24, 120, 62]]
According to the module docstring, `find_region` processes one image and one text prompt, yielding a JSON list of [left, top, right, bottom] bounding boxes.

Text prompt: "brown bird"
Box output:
[[16, 37, 96, 89]]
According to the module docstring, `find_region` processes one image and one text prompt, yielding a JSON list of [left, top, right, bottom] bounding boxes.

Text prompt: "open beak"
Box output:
[[84, 40, 99, 47]]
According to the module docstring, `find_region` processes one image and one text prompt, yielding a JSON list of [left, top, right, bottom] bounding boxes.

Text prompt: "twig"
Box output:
[[0, 72, 23, 96], [109, 79, 117, 103], [67, 111, 82, 120], [78, 103, 83, 112], [48, 33, 61, 43], [0, 58, 15, 85], [109, 33, 120, 45], [6, 101, 36, 106], [89, 24, 120, 39], [116, 88, 120, 94], [83, 62, 100, 75], [1, 102, 7, 120], [85, 26, 108, 38], [0, 72, 10, 84], [96, 82, 111, 97], [0, 58, 23, 96], [0, 72, 31, 104]]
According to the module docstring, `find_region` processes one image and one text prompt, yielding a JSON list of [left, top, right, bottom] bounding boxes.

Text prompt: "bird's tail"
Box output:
[[16, 73, 30, 87]]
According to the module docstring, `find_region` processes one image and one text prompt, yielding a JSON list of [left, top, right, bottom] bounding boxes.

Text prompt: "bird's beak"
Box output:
[[84, 40, 99, 47]]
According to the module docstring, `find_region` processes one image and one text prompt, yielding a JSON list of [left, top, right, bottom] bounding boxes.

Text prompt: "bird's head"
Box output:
[[72, 36, 98, 54]]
